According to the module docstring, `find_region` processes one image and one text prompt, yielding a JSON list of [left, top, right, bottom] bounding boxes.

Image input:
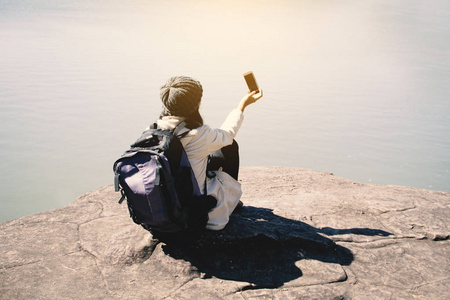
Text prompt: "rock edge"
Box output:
[[1, 167, 449, 299]]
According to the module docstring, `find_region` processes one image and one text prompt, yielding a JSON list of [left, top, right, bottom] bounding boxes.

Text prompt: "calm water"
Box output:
[[1, 0, 449, 222]]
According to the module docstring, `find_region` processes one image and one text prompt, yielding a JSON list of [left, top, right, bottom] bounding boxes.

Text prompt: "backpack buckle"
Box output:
[[114, 173, 120, 192], [118, 189, 126, 204]]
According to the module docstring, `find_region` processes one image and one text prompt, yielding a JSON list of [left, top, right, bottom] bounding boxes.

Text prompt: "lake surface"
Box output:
[[1, 0, 449, 222]]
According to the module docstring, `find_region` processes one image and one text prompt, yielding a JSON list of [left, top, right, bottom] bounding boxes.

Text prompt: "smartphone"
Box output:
[[243, 71, 259, 93]]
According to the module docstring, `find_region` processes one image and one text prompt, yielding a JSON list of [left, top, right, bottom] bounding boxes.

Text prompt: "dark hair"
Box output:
[[159, 109, 203, 130]]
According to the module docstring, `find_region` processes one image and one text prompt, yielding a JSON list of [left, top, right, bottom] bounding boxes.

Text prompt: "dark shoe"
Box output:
[[233, 200, 244, 213]]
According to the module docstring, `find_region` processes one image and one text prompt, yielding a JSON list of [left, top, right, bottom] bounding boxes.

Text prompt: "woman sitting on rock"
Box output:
[[154, 76, 263, 230]]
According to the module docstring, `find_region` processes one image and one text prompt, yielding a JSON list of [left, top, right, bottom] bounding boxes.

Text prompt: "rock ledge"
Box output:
[[1, 167, 449, 299]]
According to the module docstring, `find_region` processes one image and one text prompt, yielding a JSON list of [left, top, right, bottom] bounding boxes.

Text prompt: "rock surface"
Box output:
[[1, 167, 449, 299]]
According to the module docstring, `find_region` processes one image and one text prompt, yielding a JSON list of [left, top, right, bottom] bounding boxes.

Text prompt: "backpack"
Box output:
[[113, 123, 216, 236]]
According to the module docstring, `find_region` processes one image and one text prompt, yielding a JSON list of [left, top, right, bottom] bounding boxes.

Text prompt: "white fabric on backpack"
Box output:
[[205, 170, 242, 230]]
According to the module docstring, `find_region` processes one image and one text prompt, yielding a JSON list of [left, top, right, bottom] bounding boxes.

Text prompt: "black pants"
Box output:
[[207, 140, 239, 180]]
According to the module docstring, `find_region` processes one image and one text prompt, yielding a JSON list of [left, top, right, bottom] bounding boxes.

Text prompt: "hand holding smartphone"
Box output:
[[239, 71, 263, 112]]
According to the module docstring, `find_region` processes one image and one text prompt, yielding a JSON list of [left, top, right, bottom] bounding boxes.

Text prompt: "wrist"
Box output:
[[238, 100, 246, 112]]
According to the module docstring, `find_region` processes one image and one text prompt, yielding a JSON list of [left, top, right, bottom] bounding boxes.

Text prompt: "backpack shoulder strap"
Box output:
[[173, 121, 190, 139], [149, 121, 189, 138]]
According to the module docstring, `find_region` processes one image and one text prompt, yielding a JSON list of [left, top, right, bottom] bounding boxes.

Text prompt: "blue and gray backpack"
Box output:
[[113, 123, 216, 236]]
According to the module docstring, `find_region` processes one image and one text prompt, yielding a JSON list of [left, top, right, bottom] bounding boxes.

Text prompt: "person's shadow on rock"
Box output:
[[161, 206, 391, 288]]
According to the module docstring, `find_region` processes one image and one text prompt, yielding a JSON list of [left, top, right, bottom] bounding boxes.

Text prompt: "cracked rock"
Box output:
[[0, 167, 449, 299]]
